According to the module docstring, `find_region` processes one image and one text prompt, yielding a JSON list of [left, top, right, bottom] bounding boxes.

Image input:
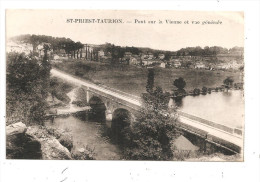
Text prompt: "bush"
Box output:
[[45, 126, 73, 151], [173, 89, 187, 97], [45, 126, 62, 138], [193, 88, 200, 96], [172, 150, 200, 161], [58, 133, 73, 151], [50, 77, 74, 104], [71, 146, 95, 160], [201, 86, 208, 95], [54, 92, 71, 103], [208, 88, 212, 94]]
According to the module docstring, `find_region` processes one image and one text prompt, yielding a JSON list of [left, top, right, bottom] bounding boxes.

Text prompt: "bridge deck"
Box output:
[[51, 68, 142, 107]]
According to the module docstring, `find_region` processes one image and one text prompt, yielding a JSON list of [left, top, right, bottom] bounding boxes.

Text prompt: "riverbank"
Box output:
[[6, 121, 96, 160], [45, 115, 123, 160]]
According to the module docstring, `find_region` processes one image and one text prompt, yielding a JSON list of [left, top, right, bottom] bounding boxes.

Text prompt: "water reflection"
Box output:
[[176, 90, 244, 128], [173, 97, 183, 107], [222, 90, 232, 97], [46, 112, 123, 160]]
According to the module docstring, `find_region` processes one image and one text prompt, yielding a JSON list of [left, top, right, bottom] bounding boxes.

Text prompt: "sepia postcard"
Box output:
[[5, 9, 245, 162]]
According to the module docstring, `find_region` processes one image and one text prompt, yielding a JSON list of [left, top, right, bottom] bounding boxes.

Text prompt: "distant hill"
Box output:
[[9, 34, 243, 61]]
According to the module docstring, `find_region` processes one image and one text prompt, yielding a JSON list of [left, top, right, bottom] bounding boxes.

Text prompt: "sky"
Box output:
[[6, 10, 244, 51]]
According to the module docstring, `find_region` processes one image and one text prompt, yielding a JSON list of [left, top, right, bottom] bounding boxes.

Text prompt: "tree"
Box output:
[[122, 87, 180, 160], [193, 88, 200, 95], [223, 77, 234, 91], [75, 42, 83, 59], [173, 77, 186, 90], [146, 68, 154, 94], [6, 50, 51, 125], [41, 43, 52, 98], [164, 51, 171, 61], [201, 86, 208, 95], [173, 77, 186, 97]]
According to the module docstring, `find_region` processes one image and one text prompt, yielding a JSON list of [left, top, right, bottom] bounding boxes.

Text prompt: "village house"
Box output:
[[53, 49, 68, 60], [129, 56, 141, 65], [173, 60, 181, 68], [124, 52, 132, 58], [58, 49, 67, 57], [195, 62, 206, 69], [208, 63, 216, 70], [160, 62, 166, 68], [158, 53, 165, 60], [53, 54, 60, 60], [147, 52, 154, 60], [219, 62, 242, 70], [141, 53, 147, 60], [230, 61, 243, 70], [36, 43, 53, 58], [216, 63, 229, 70], [168, 59, 182, 68], [142, 59, 154, 66], [98, 50, 105, 58]]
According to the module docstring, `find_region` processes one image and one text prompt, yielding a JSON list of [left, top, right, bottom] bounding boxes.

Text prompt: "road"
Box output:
[[51, 68, 142, 107]]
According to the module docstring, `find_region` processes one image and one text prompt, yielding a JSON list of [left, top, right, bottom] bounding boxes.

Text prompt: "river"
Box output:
[[176, 90, 244, 129], [46, 113, 123, 160]]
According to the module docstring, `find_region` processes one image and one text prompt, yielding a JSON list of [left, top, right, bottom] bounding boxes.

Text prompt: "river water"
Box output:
[[47, 90, 244, 160], [177, 90, 244, 129], [46, 114, 122, 160]]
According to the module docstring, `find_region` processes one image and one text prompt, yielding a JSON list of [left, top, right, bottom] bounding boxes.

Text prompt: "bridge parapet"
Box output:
[[178, 120, 242, 154], [177, 110, 243, 136], [82, 85, 142, 113]]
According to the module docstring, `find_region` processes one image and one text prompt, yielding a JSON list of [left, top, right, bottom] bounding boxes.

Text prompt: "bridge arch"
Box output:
[[111, 108, 134, 138], [88, 96, 106, 121], [69, 87, 88, 106]]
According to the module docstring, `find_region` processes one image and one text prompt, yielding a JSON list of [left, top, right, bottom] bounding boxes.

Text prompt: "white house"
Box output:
[[160, 62, 166, 68], [36, 43, 52, 57], [98, 50, 105, 57], [147, 52, 154, 59], [172, 60, 182, 68], [195, 62, 205, 69], [158, 53, 165, 60], [129, 56, 141, 65]]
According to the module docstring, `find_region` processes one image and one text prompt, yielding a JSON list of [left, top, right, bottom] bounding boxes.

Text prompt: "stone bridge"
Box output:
[[51, 68, 243, 155]]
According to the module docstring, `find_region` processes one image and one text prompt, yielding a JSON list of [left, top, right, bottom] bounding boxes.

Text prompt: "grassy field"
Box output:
[[52, 60, 243, 97]]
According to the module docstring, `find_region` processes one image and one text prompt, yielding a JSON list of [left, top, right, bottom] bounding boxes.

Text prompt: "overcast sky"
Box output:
[[6, 10, 244, 51]]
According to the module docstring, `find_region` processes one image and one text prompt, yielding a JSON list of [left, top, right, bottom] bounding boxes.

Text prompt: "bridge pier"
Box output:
[[86, 87, 90, 103], [106, 110, 113, 122], [183, 132, 237, 155]]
